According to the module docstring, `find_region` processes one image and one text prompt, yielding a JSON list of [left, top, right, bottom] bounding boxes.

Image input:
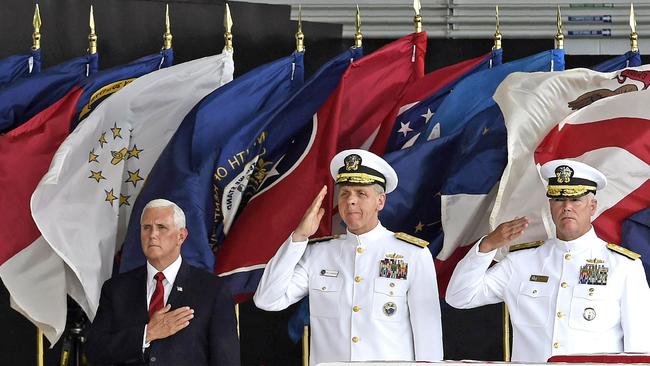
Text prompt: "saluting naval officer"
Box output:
[[446, 159, 650, 362], [253, 149, 443, 365]]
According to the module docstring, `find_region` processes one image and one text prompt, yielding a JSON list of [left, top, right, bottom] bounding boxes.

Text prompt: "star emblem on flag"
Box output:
[[98, 132, 107, 148], [89, 170, 106, 183], [110, 122, 122, 139], [127, 145, 143, 159], [125, 169, 144, 188], [88, 149, 99, 163], [119, 193, 131, 207], [105, 188, 117, 206]]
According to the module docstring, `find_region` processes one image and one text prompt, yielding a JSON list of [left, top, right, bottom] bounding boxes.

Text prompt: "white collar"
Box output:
[[146, 255, 182, 285], [553, 227, 598, 253]]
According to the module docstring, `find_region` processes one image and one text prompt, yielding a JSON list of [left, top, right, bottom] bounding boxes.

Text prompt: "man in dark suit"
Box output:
[[86, 199, 240, 366]]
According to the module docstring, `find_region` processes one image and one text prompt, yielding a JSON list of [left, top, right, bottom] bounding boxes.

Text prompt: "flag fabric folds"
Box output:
[[377, 50, 564, 296], [371, 49, 502, 154], [217, 33, 427, 297], [621, 208, 650, 285], [118, 51, 305, 274], [491, 67, 650, 248], [592, 50, 642, 72], [0, 49, 41, 88], [0, 50, 172, 344], [0, 53, 98, 133], [24, 51, 230, 345]]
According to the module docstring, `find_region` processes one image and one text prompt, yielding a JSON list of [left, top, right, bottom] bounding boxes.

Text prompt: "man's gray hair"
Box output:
[[371, 184, 385, 195], [141, 199, 186, 229]]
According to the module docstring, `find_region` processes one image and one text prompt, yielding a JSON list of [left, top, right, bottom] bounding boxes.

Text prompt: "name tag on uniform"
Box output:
[[529, 275, 549, 283], [320, 269, 339, 277]]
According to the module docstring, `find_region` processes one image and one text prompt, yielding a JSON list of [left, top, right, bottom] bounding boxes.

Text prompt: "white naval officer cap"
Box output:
[[329, 149, 398, 194], [540, 159, 607, 198]]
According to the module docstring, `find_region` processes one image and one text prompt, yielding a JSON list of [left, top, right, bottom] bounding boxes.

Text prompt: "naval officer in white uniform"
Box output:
[[446, 159, 650, 362], [254, 149, 443, 365]]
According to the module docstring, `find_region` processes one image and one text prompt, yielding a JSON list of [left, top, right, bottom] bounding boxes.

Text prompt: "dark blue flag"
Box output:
[[213, 46, 363, 294], [119, 51, 305, 273], [621, 207, 650, 285], [0, 49, 41, 88], [380, 49, 565, 296], [592, 50, 642, 72], [0, 53, 98, 133]]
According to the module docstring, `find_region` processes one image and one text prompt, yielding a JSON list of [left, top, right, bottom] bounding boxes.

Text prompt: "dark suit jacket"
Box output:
[[86, 261, 240, 366]]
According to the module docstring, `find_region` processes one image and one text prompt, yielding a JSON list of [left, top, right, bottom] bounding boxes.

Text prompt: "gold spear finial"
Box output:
[[493, 5, 502, 50], [224, 3, 233, 51], [162, 4, 172, 49], [88, 5, 97, 54], [354, 4, 362, 48], [555, 5, 564, 50], [630, 3, 639, 52], [295, 5, 305, 52], [413, 0, 422, 33], [32, 4, 42, 51]]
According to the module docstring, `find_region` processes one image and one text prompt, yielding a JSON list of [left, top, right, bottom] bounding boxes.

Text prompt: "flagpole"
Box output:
[[413, 0, 422, 33], [353, 5, 362, 49], [163, 4, 172, 50], [555, 5, 564, 50], [302, 325, 309, 366], [503, 303, 511, 361], [493, 6, 501, 50], [32, 4, 41, 51], [630, 3, 638, 52], [224, 3, 233, 52], [295, 5, 304, 52], [235, 303, 240, 338], [37, 328, 44, 366], [88, 5, 97, 55]]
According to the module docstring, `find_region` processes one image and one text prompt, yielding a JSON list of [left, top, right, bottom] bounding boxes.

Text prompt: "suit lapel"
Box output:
[[134, 266, 149, 322], [167, 260, 190, 308]]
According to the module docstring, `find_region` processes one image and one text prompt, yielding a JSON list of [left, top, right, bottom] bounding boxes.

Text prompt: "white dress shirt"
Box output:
[[142, 255, 183, 349]]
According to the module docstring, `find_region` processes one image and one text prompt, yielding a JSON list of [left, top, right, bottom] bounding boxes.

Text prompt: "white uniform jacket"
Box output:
[[254, 223, 443, 365], [446, 228, 650, 362]]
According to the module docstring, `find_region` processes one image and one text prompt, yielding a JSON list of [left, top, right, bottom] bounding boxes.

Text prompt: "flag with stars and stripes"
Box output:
[[118, 51, 305, 276], [491, 66, 650, 248], [0, 53, 98, 134], [0, 48, 41, 89], [370, 49, 502, 154], [377, 49, 565, 296]]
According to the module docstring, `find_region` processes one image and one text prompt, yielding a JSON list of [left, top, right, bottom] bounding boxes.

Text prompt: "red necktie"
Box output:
[[148, 272, 165, 318]]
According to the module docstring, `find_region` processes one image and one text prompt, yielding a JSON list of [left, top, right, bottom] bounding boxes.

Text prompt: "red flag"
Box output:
[[0, 86, 83, 264], [217, 33, 427, 284], [535, 116, 650, 243]]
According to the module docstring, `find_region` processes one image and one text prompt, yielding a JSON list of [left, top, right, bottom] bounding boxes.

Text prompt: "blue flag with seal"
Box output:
[[119, 51, 305, 273], [592, 50, 641, 72], [379, 49, 565, 296], [0, 53, 98, 133], [0, 49, 41, 89], [212, 46, 363, 295]]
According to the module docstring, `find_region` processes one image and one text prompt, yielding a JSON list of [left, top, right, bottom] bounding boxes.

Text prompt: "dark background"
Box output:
[[0, 0, 641, 365]]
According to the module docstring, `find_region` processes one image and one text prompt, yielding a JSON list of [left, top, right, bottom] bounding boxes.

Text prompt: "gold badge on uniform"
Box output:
[[529, 275, 549, 283], [383, 302, 397, 316], [579, 262, 608, 285], [583, 307, 596, 321], [379, 253, 407, 280]]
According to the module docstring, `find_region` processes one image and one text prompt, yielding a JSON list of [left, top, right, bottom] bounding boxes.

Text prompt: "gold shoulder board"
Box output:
[[394, 232, 429, 248], [308, 235, 339, 244], [607, 243, 641, 260], [509, 240, 544, 253]]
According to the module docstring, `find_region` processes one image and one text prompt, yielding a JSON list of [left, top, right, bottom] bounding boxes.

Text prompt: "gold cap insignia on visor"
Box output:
[[555, 165, 573, 184], [344, 154, 362, 172]]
